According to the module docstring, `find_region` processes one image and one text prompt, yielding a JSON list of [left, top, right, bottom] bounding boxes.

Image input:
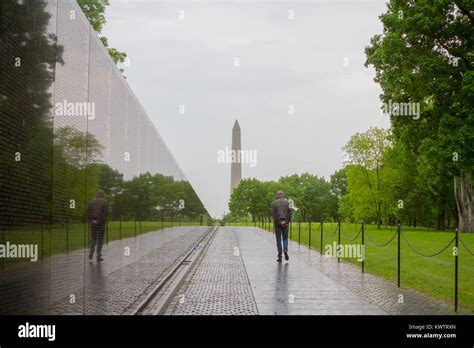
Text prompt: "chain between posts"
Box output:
[[329, 224, 338, 238], [401, 231, 455, 257], [459, 236, 474, 256], [365, 229, 398, 247], [340, 224, 362, 242]]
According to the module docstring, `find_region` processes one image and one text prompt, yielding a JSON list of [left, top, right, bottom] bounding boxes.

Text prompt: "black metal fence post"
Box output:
[[1, 230, 4, 268], [308, 220, 312, 249], [134, 219, 137, 237], [49, 223, 52, 261], [320, 221, 323, 254], [454, 227, 459, 311], [119, 217, 122, 240], [361, 221, 365, 273], [337, 221, 341, 263], [40, 224, 44, 260], [397, 222, 401, 288], [298, 220, 301, 245], [87, 219, 90, 248], [66, 220, 69, 253], [86, 221, 89, 248]]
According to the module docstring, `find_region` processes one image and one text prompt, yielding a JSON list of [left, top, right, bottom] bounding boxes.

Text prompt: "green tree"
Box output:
[[51, 129, 105, 223], [365, 0, 474, 231], [229, 178, 270, 222], [342, 127, 393, 228], [0, 0, 63, 228], [54, 126, 104, 169], [329, 168, 348, 220], [278, 174, 331, 222], [77, 0, 128, 69]]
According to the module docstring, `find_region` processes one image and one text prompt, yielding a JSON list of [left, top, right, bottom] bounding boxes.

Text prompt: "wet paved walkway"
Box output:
[[0, 226, 211, 314], [236, 228, 384, 315], [169, 227, 458, 315], [166, 227, 258, 315]]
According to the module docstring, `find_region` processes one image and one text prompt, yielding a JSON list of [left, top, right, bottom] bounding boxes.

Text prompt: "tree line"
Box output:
[[228, 124, 469, 232], [51, 127, 209, 225]]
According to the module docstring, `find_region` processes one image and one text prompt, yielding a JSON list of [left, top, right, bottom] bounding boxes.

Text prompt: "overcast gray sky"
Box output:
[[103, 0, 390, 218]]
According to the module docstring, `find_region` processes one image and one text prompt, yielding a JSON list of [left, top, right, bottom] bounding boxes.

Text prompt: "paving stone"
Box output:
[[167, 228, 258, 315]]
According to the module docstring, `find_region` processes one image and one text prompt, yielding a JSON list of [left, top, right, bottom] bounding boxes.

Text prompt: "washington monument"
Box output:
[[230, 119, 242, 193]]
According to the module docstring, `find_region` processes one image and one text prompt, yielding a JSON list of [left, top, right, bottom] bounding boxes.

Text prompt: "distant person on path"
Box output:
[[87, 189, 109, 262], [271, 190, 292, 263]]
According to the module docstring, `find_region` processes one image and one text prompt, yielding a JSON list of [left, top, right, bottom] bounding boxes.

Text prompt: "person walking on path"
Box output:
[[87, 189, 109, 262], [271, 190, 292, 263]]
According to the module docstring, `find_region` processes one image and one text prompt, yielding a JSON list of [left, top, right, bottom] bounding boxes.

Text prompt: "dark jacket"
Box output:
[[271, 198, 292, 223], [87, 197, 109, 224]]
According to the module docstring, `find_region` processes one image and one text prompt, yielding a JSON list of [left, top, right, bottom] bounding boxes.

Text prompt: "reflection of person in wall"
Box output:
[[271, 190, 292, 263], [87, 190, 109, 262]]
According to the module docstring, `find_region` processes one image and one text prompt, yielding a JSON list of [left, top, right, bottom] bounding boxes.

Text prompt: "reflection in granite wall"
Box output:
[[0, 0, 209, 314]]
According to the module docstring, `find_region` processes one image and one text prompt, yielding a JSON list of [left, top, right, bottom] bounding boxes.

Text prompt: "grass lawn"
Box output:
[[0, 221, 201, 268], [234, 221, 474, 312]]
